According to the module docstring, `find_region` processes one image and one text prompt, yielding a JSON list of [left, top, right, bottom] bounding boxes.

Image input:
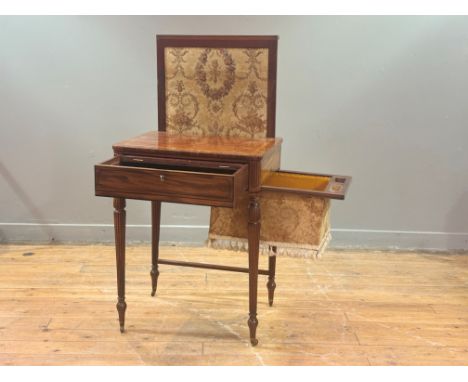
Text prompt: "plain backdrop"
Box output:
[[1, 16, 467, 250]]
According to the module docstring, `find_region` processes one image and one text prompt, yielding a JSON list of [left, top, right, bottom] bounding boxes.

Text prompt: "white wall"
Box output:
[[1, 16, 467, 250]]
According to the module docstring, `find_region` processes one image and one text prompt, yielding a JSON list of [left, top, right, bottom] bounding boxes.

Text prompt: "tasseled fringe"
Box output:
[[206, 231, 331, 259]]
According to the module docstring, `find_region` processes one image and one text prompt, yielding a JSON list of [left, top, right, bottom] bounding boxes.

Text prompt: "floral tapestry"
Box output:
[[164, 47, 269, 138], [163, 46, 331, 258]]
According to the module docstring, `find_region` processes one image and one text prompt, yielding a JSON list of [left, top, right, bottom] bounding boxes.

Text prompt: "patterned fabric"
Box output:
[[164, 47, 269, 138], [163, 44, 330, 257], [208, 191, 331, 258]]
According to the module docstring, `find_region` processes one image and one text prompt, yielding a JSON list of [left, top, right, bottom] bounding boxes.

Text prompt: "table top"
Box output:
[[112, 131, 282, 160]]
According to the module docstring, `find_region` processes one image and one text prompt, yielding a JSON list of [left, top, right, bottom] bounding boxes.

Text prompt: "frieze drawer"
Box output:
[[95, 155, 248, 207]]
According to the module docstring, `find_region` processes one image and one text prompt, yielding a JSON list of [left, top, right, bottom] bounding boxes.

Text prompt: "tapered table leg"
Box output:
[[247, 193, 260, 346], [113, 198, 127, 333], [267, 248, 277, 306], [150, 201, 161, 296]]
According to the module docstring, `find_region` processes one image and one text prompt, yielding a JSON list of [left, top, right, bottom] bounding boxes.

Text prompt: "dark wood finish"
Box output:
[[156, 35, 278, 137], [267, 247, 277, 307], [260, 141, 281, 183], [95, 132, 283, 345], [246, 162, 263, 341], [157, 35, 279, 43], [248, 160, 262, 193], [150, 201, 161, 296], [158, 258, 269, 276], [113, 198, 126, 333], [247, 193, 261, 346], [95, 131, 352, 345], [95, 155, 249, 208], [266, 38, 278, 138], [94, 35, 352, 347], [261, 170, 352, 200]]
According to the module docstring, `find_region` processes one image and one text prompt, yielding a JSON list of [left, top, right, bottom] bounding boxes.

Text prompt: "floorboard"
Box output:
[[0, 244, 467, 365]]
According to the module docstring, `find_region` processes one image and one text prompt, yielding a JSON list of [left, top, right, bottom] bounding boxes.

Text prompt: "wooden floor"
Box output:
[[0, 244, 467, 366]]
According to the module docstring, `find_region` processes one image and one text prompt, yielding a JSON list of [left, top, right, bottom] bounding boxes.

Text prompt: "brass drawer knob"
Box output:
[[160, 174, 165, 182]]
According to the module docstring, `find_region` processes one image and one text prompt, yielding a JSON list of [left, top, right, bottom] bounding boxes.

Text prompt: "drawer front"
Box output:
[[261, 170, 351, 200], [95, 157, 248, 207]]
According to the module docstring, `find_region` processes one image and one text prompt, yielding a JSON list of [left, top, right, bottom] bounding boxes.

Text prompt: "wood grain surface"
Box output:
[[0, 245, 467, 365], [112, 131, 282, 161], [95, 158, 248, 207]]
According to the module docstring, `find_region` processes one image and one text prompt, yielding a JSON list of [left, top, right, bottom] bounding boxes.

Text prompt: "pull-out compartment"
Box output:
[[261, 170, 351, 199], [209, 169, 351, 257], [95, 155, 248, 207]]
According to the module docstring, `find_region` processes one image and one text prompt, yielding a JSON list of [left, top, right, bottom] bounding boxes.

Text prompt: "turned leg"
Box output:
[[247, 193, 260, 346], [267, 247, 277, 306], [113, 198, 127, 333], [150, 201, 161, 296]]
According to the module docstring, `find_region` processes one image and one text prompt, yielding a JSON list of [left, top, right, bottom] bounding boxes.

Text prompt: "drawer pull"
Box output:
[[160, 174, 165, 182]]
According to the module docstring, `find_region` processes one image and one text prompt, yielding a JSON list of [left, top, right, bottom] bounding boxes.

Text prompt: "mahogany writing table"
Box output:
[[95, 131, 282, 345]]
